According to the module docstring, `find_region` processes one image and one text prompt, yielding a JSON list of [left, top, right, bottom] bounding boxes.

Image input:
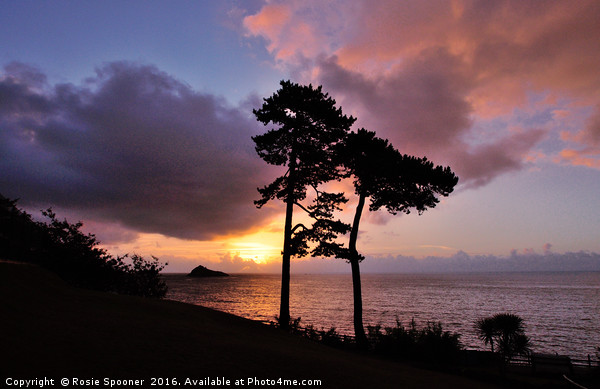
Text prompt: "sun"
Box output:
[[222, 227, 283, 265], [228, 242, 280, 264]]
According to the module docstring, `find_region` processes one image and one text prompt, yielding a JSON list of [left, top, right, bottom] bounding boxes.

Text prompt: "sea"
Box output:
[[164, 272, 600, 361]]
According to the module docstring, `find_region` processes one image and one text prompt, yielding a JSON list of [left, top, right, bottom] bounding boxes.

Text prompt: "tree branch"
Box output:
[[291, 223, 307, 234], [310, 183, 321, 199], [294, 201, 312, 216]]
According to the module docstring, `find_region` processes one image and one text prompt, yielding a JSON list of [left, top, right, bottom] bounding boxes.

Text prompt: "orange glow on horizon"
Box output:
[[225, 229, 283, 264], [100, 222, 284, 266]]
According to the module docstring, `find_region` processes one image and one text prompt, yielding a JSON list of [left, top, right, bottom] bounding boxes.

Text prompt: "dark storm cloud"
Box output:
[[0, 61, 273, 240]]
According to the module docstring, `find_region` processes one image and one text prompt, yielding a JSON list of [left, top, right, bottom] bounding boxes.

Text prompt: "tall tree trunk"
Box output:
[[279, 149, 297, 330], [279, 196, 293, 329], [349, 192, 368, 350]]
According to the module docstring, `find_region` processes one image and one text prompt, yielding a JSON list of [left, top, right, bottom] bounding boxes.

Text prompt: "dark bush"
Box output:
[[273, 315, 462, 364], [273, 317, 350, 348], [0, 194, 167, 298], [367, 319, 462, 364]]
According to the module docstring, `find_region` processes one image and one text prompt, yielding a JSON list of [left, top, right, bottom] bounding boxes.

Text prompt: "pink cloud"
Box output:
[[318, 50, 473, 156], [318, 54, 546, 187], [552, 110, 571, 120], [558, 148, 600, 169], [243, 4, 292, 58], [243, 0, 600, 180], [581, 107, 600, 146], [557, 105, 600, 169], [243, 1, 348, 62], [447, 129, 547, 188], [246, 1, 600, 102]]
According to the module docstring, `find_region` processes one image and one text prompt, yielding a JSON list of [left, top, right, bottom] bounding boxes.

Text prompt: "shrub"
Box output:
[[367, 319, 462, 364], [273, 315, 462, 364], [0, 194, 167, 298], [274, 317, 349, 348]]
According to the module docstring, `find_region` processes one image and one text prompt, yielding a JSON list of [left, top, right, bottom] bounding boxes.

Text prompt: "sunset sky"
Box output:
[[2, 1, 599, 273]]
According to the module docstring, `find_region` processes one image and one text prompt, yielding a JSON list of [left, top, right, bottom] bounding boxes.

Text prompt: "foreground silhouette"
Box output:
[[252, 80, 355, 328], [475, 313, 531, 362], [337, 129, 458, 349], [0, 194, 167, 297], [2, 261, 512, 388], [252, 82, 458, 339]]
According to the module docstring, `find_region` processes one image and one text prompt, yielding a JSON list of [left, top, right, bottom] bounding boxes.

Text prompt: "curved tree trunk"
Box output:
[[349, 192, 368, 350]]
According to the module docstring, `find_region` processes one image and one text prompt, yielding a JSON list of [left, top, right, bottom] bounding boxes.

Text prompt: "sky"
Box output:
[[1, 0, 599, 273]]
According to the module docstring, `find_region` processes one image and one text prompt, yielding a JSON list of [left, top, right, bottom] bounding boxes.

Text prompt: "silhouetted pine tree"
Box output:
[[252, 80, 355, 328], [337, 129, 458, 349]]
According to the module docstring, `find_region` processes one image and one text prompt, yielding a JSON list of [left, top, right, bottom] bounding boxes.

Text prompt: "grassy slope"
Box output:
[[0, 262, 507, 388]]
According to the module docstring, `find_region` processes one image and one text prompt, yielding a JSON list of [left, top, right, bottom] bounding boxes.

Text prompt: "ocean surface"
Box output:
[[164, 272, 600, 360]]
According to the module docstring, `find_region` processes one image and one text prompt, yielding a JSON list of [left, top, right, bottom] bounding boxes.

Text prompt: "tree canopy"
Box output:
[[253, 80, 355, 208], [340, 129, 458, 219]]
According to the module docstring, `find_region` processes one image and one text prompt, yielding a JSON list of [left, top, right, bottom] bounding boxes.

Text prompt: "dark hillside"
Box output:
[[0, 261, 503, 388]]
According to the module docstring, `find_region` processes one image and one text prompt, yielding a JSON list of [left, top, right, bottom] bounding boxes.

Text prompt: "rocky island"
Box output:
[[187, 265, 229, 277]]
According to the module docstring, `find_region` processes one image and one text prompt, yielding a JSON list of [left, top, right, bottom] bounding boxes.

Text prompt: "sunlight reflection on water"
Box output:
[[164, 272, 600, 359]]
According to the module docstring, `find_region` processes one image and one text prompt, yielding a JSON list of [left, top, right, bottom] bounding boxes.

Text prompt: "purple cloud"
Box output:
[[0, 61, 274, 240]]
